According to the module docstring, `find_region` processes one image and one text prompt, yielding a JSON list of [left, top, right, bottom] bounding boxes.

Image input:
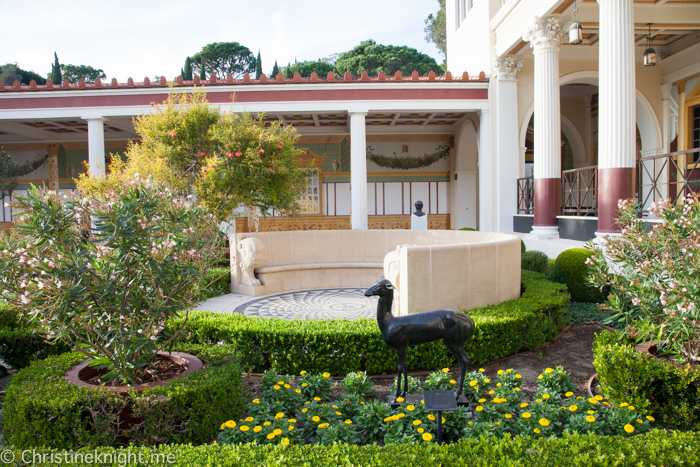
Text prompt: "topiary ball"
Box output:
[[521, 250, 549, 275], [551, 248, 606, 303]]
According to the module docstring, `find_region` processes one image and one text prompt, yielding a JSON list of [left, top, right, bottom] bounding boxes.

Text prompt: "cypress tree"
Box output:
[[284, 62, 292, 78], [50, 52, 62, 84], [181, 56, 193, 80], [199, 60, 206, 80], [271, 60, 280, 78], [255, 50, 262, 79]]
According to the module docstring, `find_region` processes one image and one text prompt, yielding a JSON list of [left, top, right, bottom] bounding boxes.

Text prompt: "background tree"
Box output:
[[334, 39, 442, 77], [424, 0, 446, 58], [255, 50, 262, 79], [0, 149, 48, 200], [60, 64, 106, 84], [283, 62, 293, 78], [271, 60, 280, 78], [50, 52, 62, 83], [191, 42, 255, 79], [181, 56, 193, 80], [199, 62, 206, 80], [1, 64, 46, 86], [291, 60, 335, 77]]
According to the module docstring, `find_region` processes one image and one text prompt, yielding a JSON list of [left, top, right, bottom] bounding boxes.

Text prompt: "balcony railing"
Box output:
[[516, 176, 534, 214], [638, 148, 700, 216], [562, 165, 598, 216]]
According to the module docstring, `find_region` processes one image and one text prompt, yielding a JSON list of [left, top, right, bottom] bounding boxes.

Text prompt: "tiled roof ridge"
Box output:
[[0, 71, 488, 93]]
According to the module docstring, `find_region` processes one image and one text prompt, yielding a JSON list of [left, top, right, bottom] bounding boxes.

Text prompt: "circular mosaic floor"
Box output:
[[234, 288, 397, 320]]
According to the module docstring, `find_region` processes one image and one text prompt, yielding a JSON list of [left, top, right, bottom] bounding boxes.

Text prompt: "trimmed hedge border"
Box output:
[[4, 343, 247, 449], [178, 270, 569, 375], [593, 330, 700, 430], [5, 431, 699, 466]]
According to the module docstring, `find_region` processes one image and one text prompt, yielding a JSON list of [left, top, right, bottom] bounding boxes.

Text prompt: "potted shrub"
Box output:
[[0, 177, 223, 386]]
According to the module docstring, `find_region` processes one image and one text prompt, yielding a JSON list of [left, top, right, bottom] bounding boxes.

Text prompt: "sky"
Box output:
[[3, 0, 444, 82]]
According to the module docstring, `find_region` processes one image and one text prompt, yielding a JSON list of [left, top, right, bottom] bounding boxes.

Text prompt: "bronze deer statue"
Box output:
[[364, 278, 475, 401]]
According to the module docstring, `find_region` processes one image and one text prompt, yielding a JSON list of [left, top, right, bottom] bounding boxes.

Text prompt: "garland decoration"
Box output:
[[366, 145, 450, 170]]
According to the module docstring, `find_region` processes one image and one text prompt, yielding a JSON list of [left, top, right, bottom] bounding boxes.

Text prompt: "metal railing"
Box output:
[[516, 176, 534, 214], [638, 148, 700, 216], [562, 165, 598, 216]]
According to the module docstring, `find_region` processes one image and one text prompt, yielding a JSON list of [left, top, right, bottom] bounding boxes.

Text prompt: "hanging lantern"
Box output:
[[644, 24, 657, 67], [569, 0, 583, 45]]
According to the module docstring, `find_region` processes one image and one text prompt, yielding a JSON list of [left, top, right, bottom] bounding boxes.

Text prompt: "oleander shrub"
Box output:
[[8, 430, 700, 466], [3, 343, 247, 449], [551, 248, 606, 303], [593, 330, 700, 430], [199, 266, 231, 300], [521, 250, 549, 275], [177, 270, 568, 375]]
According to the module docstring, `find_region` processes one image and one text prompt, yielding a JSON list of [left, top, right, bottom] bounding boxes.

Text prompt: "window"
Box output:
[[455, 0, 472, 29], [297, 168, 320, 214], [693, 105, 700, 150]]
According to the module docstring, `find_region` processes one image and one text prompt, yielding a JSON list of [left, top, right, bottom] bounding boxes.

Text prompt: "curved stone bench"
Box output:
[[231, 230, 521, 315]]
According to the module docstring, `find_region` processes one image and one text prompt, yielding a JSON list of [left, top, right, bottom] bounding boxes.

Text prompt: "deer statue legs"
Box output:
[[395, 347, 408, 399]]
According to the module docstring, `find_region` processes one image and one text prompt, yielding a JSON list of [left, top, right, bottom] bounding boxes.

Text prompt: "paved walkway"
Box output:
[[195, 287, 396, 320]]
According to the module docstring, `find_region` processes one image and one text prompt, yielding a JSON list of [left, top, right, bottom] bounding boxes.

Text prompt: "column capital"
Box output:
[[347, 110, 368, 116], [494, 55, 523, 81], [522, 17, 569, 51], [82, 116, 106, 123], [478, 109, 490, 120]]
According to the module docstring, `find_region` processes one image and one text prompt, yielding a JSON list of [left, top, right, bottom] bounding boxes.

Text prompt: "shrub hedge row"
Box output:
[[4, 343, 247, 449], [178, 271, 569, 375], [593, 330, 700, 430], [7, 431, 699, 466]]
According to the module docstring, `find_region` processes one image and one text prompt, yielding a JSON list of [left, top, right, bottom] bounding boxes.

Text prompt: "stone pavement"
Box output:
[[195, 287, 397, 320]]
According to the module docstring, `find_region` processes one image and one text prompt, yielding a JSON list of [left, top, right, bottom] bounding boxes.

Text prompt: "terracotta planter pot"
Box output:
[[64, 351, 203, 395]]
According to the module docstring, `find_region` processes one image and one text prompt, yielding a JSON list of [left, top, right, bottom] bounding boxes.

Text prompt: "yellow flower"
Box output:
[[267, 433, 275, 439], [539, 418, 550, 427], [356, 375, 360, 379], [225, 420, 237, 429], [646, 415, 655, 422], [220, 423, 226, 430], [488, 424, 492, 428], [628, 406, 635, 411], [323, 372, 331, 378], [476, 406, 484, 412], [345, 420, 352, 425], [484, 379, 491, 384], [273, 429, 282, 436], [301, 408, 308, 413], [489, 390, 495, 395], [396, 397, 405, 402], [588, 410, 595, 415], [479, 368, 485, 372], [495, 422, 500, 426], [383, 417, 392, 422], [624, 424, 635, 434], [620, 403, 629, 408], [413, 420, 422, 426], [245, 417, 254, 422], [278, 381, 284, 385], [288, 419, 297, 423], [507, 369, 512, 373], [586, 416, 596, 423], [284, 384, 290, 389], [450, 380, 456, 384], [418, 428, 424, 433], [498, 370, 504, 375], [478, 398, 486, 403], [295, 389, 301, 394], [565, 392, 574, 397], [468, 421, 473, 426], [636, 419, 643, 424], [336, 412, 342, 416], [302, 383, 308, 387], [515, 374, 522, 379], [300, 370, 307, 375], [469, 381, 477, 387], [407, 405, 415, 412], [515, 388, 521, 392], [312, 416, 320, 422], [522, 412, 531, 419], [536, 399, 542, 403], [254, 426, 262, 433], [569, 405, 578, 412], [497, 383, 502, 387], [442, 417, 446, 424], [275, 412, 284, 419], [520, 403, 529, 408], [240, 425, 249, 432], [397, 413, 406, 419], [264, 421, 271, 426], [595, 395, 603, 401], [313, 397, 321, 401], [252, 399, 260, 404], [588, 398, 598, 405], [427, 414, 436, 421], [442, 368, 450, 372], [538, 375, 543, 380], [273, 385, 280, 390], [545, 368, 553, 374], [534, 428, 541, 434], [505, 414, 512, 419], [422, 433, 433, 441], [281, 437, 290, 447], [542, 394, 550, 399], [288, 426, 294, 431], [603, 402, 610, 406], [577, 396, 583, 400]]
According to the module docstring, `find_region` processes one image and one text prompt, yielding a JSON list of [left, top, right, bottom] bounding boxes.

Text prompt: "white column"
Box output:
[[85, 117, 106, 178], [478, 109, 491, 231], [523, 17, 567, 239], [494, 55, 523, 233], [661, 83, 673, 153], [349, 112, 368, 230], [596, 0, 636, 234]]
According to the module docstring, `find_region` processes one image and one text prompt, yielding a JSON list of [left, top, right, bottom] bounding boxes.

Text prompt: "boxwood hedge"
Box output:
[[4, 343, 247, 449], [178, 270, 569, 375], [6, 430, 698, 466], [593, 330, 700, 430]]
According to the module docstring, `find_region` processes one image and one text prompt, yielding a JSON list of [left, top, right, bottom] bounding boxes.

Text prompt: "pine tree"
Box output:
[[199, 61, 206, 80], [255, 50, 262, 79], [181, 56, 193, 80], [50, 52, 62, 84], [271, 60, 280, 78]]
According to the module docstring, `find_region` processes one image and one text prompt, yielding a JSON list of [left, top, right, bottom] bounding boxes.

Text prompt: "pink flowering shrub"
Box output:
[[587, 195, 700, 362], [0, 178, 223, 383]]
